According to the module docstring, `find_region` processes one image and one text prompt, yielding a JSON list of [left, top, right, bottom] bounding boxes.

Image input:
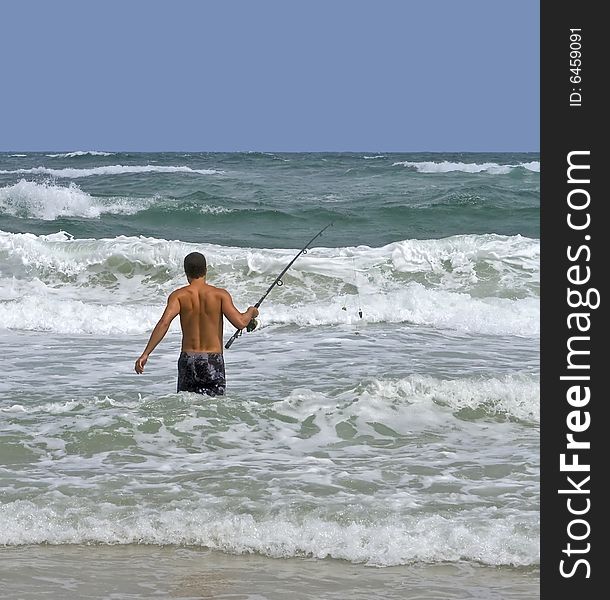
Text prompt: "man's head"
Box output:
[[184, 252, 207, 281]]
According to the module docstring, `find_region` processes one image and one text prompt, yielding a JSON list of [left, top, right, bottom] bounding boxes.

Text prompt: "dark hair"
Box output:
[[184, 252, 207, 279]]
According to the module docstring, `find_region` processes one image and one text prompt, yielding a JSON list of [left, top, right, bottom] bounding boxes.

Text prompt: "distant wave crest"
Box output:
[[46, 151, 115, 158], [0, 180, 152, 219], [0, 164, 224, 178], [0, 180, 232, 220], [392, 160, 540, 174]]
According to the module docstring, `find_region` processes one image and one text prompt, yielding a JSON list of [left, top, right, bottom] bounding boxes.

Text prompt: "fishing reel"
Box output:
[[246, 318, 258, 332]]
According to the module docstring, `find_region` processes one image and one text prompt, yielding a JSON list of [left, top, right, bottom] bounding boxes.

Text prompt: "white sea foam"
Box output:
[[0, 230, 540, 286], [270, 374, 539, 432], [0, 164, 223, 178], [0, 294, 162, 334], [362, 155, 386, 159], [2, 373, 539, 423], [0, 230, 198, 281], [264, 285, 539, 336], [388, 233, 539, 277], [0, 230, 539, 335], [46, 151, 114, 158], [0, 180, 152, 219], [0, 501, 538, 566], [0, 281, 539, 336], [198, 205, 234, 214], [392, 160, 540, 174], [519, 160, 540, 172], [0, 396, 136, 415], [354, 373, 540, 423], [8, 154, 27, 157]]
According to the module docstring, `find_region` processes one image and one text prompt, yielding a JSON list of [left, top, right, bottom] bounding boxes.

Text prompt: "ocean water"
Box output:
[[0, 152, 539, 598]]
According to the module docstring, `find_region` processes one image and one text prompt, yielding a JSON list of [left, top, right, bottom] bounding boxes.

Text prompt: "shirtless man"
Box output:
[[134, 252, 259, 395]]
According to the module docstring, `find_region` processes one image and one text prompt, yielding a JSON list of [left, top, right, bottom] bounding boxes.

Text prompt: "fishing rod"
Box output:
[[225, 223, 333, 349]]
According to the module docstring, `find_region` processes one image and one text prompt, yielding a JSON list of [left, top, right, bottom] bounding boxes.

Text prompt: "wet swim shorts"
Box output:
[[177, 351, 226, 396]]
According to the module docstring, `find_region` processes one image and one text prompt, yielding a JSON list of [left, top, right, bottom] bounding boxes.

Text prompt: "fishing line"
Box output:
[[352, 256, 363, 320]]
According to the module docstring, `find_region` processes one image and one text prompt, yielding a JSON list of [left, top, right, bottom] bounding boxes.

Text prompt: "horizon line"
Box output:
[[1, 149, 541, 154]]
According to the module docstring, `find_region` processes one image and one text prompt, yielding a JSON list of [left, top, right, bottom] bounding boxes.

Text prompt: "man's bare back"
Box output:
[[175, 280, 238, 353], [134, 252, 258, 394]]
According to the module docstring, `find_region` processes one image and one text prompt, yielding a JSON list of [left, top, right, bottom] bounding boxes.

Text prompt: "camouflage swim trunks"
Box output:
[[177, 351, 226, 396]]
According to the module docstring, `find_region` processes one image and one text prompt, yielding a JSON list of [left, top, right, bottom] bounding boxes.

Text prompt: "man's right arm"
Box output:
[[220, 290, 259, 330]]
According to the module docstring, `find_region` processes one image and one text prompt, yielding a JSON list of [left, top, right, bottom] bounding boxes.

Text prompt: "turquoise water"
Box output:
[[0, 152, 539, 578]]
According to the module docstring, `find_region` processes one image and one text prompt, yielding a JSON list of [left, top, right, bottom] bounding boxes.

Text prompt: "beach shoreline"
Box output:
[[0, 544, 539, 600]]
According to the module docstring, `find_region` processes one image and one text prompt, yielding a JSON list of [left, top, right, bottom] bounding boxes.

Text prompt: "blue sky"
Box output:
[[1, 0, 539, 152]]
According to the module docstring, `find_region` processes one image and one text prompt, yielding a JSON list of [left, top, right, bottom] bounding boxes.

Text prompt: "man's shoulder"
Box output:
[[170, 285, 190, 296], [168, 286, 192, 302], [207, 284, 228, 296]]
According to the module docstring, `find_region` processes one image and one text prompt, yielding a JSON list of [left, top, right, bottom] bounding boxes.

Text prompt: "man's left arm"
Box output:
[[135, 292, 181, 374]]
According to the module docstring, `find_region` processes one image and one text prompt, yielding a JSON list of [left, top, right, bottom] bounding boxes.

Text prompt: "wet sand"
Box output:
[[0, 545, 539, 600]]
